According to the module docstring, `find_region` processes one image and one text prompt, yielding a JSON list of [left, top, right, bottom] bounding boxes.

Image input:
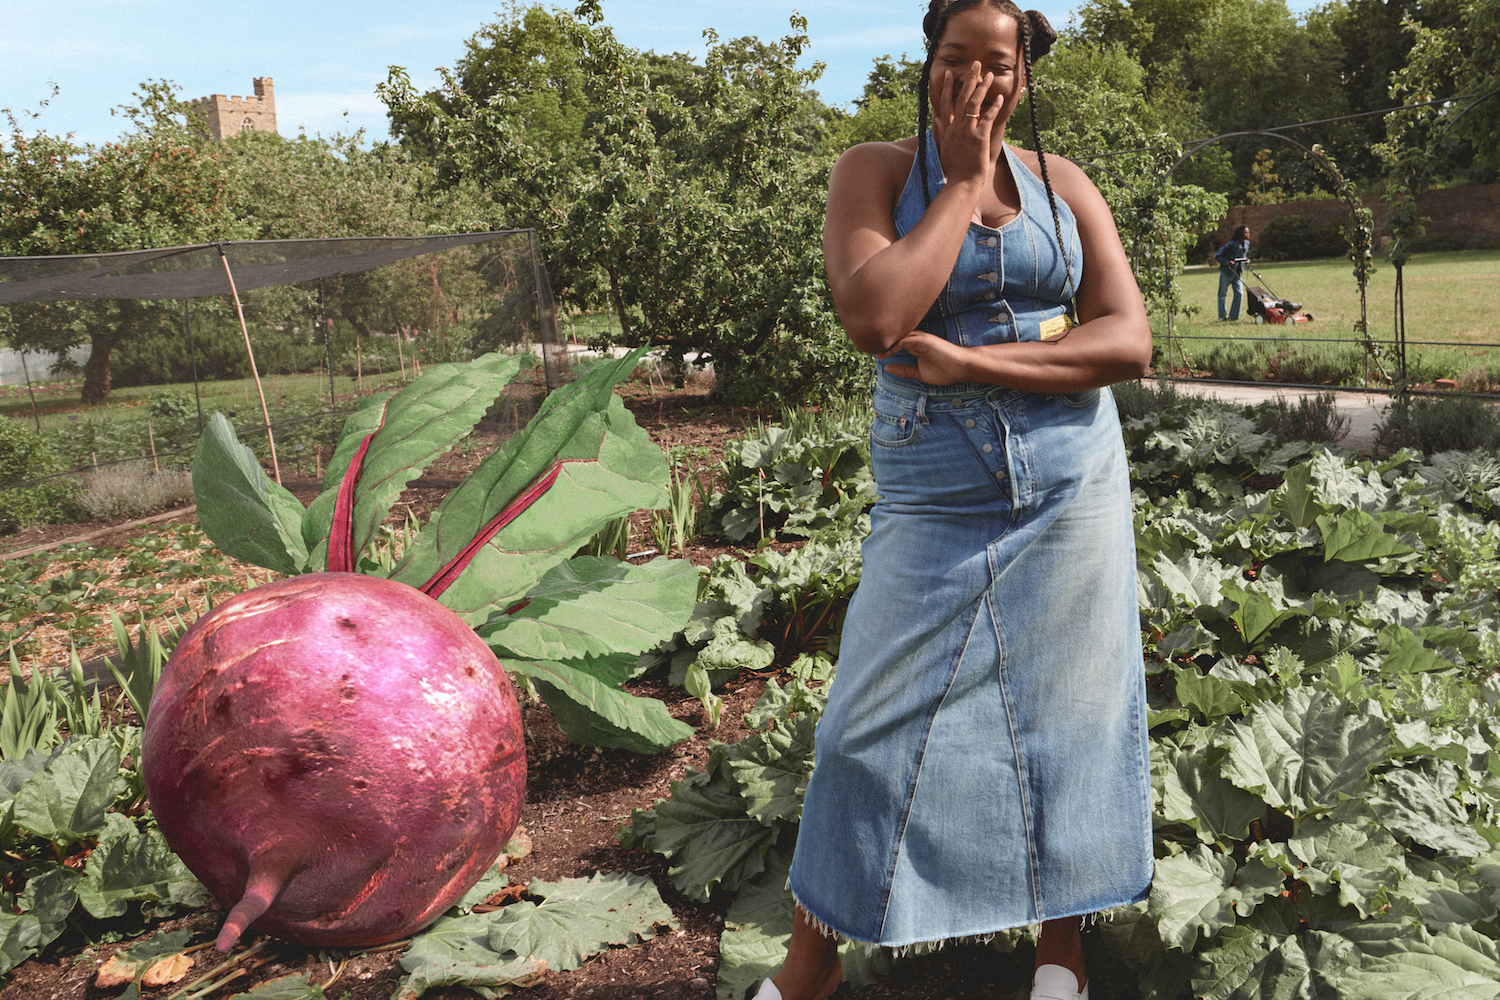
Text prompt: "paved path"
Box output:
[[1162, 380, 1394, 455]]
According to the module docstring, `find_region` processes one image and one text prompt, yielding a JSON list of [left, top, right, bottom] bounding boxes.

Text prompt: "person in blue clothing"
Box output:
[[1215, 225, 1252, 320], [753, 3, 1154, 1000]]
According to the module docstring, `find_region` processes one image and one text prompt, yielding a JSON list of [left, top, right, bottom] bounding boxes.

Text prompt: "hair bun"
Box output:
[[922, 2, 941, 40], [1025, 10, 1057, 58]]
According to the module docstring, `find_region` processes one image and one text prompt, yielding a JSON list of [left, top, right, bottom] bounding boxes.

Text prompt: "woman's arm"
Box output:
[[880, 155, 1152, 394], [823, 63, 1008, 356]]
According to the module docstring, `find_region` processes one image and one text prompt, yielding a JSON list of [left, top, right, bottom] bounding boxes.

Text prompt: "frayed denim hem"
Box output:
[[790, 881, 1139, 955]]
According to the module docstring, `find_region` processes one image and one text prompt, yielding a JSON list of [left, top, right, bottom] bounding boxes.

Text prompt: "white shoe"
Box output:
[[753, 979, 783, 1000], [1031, 964, 1089, 1000]]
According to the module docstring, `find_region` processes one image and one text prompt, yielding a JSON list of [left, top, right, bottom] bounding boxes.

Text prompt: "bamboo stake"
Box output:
[[147, 418, 159, 474], [219, 246, 281, 484], [19, 350, 41, 433]]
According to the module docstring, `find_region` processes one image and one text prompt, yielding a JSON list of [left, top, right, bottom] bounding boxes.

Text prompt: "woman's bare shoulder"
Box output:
[[831, 137, 920, 185]]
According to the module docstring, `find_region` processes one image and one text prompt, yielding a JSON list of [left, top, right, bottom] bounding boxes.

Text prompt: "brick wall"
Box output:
[[1210, 183, 1500, 249]]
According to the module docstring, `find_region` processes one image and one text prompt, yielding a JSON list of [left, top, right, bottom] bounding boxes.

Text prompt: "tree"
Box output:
[[1016, 39, 1227, 321], [0, 82, 248, 402], [1387, 0, 1500, 185], [220, 131, 501, 367], [1072, 0, 1226, 87], [382, 7, 866, 404], [824, 54, 923, 148], [1182, 0, 1354, 197], [388, 2, 598, 160]]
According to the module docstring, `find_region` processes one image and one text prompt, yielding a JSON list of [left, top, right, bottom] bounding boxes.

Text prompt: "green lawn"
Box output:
[[0, 370, 405, 434], [1159, 249, 1500, 384]]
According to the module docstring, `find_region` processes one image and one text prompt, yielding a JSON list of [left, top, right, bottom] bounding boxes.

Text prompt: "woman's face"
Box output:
[[929, 5, 1024, 123]]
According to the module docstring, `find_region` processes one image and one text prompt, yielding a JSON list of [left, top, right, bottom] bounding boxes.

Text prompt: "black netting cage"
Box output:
[[0, 231, 566, 480]]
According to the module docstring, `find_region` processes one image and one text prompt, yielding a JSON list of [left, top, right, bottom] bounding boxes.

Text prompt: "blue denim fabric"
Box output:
[[878, 132, 1083, 396], [1217, 264, 1244, 320], [1216, 238, 1249, 320], [788, 131, 1153, 946]]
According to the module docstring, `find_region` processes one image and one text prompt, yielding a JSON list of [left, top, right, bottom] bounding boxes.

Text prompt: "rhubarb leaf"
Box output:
[[485, 873, 675, 973], [718, 848, 796, 1000], [1219, 687, 1389, 815], [396, 909, 545, 1000], [192, 412, 310, 575]]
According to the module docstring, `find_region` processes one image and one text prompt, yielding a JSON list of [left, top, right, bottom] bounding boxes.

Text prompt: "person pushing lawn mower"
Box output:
[[1215, 225, 1251, 321]]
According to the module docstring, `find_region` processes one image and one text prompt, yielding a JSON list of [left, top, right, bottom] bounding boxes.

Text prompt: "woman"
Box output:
[[1215, 225, 1252, 321], [755, 4, 1154, 1000]]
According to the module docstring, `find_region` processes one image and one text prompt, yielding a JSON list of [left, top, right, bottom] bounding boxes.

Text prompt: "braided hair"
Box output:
[[915, 0, 1076, 303]]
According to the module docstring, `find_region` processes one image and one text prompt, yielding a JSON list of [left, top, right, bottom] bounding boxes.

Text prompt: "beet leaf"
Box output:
[[479, 556, 700, 663], [388, 350, 667, 623], [192, 413, 311, 575], [189, 347, 699, 753], [506, 659, 694, 754], [303, 352, 526, 570]]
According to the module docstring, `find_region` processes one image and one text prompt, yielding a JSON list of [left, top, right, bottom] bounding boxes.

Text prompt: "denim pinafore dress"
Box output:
[[788, 133, 1153, 946]]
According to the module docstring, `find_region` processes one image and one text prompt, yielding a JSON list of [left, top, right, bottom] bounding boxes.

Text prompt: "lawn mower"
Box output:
[[1244, 266, 1314, 324]]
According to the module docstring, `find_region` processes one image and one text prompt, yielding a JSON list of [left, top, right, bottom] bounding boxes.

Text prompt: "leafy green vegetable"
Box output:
[[395, 873, 674, 999], [191, 348, 698, 752]]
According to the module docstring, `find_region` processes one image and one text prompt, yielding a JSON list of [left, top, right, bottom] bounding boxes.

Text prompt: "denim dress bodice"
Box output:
[[879, 130, 1083, 395]]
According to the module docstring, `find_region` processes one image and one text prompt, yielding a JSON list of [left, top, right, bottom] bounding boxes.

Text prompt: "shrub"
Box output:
[[1250, 391, 1350, 446], [1112, 378, 1190, 422], [1263, 344, 1361, 385], [1256, 214, 1347, 261], [1375, 394, 1500, 456], [0, 418, 84, 534], [1396, 232, 1498, 253], [81, 461, 194, 520], [1197, 340, 1273, 381], [1457, 366, 1500, 393]]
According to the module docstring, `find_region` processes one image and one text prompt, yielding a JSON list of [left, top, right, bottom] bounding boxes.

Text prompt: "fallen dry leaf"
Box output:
[[504, 827, 533, 863], [94, 955, 140, 988], [142, 952, 194, 986]]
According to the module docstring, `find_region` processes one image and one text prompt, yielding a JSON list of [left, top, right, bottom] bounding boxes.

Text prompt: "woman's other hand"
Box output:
[[880, 332, 971, 386]]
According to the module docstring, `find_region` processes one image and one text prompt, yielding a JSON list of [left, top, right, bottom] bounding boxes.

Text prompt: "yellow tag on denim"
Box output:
[[1039, 314, 1072, 340]]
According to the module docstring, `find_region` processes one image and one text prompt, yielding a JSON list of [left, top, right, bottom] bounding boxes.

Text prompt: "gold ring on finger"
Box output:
[[965, 113, 981, 118]]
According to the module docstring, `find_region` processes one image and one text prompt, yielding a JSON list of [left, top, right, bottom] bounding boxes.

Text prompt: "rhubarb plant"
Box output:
[[625, 396, 1500, 999], [191, 349, 698, 754]]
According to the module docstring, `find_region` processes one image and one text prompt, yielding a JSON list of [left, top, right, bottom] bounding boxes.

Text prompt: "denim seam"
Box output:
[[990, 401, 1020, 511], [984, 583, 1043, 919], [871, 598, 979, 943]]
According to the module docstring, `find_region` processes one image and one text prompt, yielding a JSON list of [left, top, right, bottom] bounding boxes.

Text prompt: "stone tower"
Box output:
[[191, 77, 277, 139]]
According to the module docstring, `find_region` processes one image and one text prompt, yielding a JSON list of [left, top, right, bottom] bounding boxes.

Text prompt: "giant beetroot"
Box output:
[[154, 351, 695, 949], [143, 572, 525, 950]]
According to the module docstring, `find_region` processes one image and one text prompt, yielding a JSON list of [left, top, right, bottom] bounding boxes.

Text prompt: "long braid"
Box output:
[[916, 47, 938, 206], [1021, 19, 1077, 306]]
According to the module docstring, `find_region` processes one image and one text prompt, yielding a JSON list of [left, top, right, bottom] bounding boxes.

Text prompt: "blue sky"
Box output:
[[2, 0, 1322, 147], [1, 0, 1081, 146]]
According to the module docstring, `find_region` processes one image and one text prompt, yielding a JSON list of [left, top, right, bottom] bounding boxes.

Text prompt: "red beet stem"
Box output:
[[216, 855, 300, 951], [420, 462, 564, 600], [328, 432, 378, 573]]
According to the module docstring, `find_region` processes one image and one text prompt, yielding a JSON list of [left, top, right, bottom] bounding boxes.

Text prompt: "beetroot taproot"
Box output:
[[142, 572, 525, 950]]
